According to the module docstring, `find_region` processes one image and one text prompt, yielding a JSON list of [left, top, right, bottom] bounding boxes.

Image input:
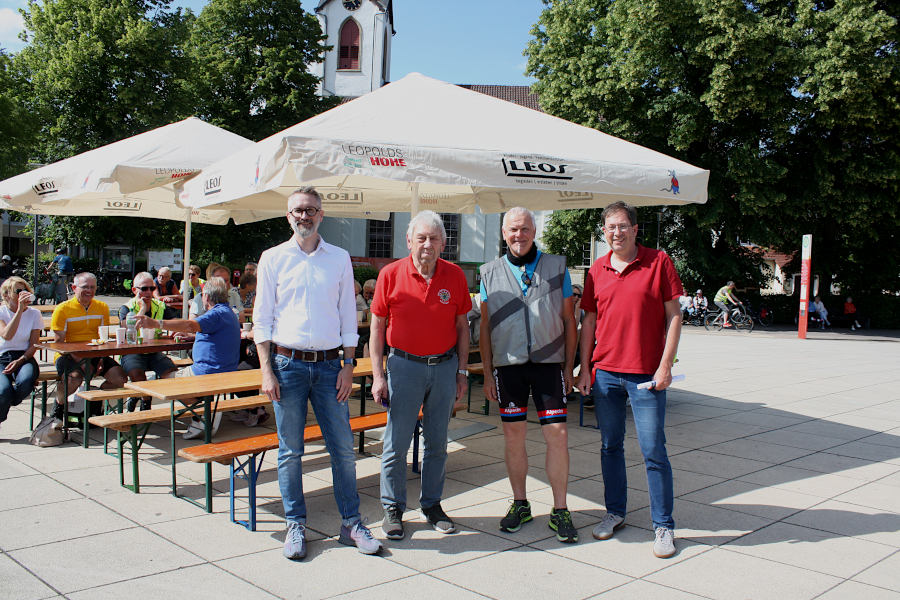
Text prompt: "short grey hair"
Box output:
[[406, 210, 446, 242], [157, 266, 171, 277], [502, 207, 536, 230], [289, 186, 322, 207], [74, 272, 96, 287], [133, 271, 154, 287], [203, 276, 229, 304]]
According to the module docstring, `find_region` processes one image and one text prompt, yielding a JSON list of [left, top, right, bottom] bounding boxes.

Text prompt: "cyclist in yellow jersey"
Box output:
[[713, 281, 742, 328], [49, 272, 127, 421]]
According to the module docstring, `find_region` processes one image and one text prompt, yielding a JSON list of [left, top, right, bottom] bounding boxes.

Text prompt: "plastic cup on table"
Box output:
[[115, 327, 126, 344]]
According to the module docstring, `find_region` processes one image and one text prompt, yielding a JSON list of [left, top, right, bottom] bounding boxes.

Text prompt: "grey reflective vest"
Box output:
[[480, 253, 566, 367]]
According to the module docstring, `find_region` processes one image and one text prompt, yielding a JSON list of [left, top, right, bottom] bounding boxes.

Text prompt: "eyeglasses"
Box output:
[[289, 207, 320, 218], [573, 293, 582, 298], [603, 224, 635, 233], [136, 286, 155, 292]]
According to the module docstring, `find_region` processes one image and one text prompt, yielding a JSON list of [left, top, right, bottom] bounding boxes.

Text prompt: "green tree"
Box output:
[[0, 49, 37, 179], [527, 0, 899, 295], [186, 0, 337, 140], [16, 0, 194, 161]]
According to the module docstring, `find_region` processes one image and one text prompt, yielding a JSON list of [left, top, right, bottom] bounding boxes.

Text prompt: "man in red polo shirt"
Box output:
[[576, 201, 683, 559], [370, 210, 471, 541]]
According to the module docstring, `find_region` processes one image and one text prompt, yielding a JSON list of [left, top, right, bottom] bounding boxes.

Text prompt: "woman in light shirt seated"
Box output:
[[0, 277, 42, 428]]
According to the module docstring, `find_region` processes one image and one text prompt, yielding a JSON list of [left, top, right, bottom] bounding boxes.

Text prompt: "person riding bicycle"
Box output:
[[714, 281, 743, 328], [690, 289, 707, 316]]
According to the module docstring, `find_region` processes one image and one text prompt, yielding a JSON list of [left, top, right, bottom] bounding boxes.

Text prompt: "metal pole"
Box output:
[[33, 215, 38, 286]]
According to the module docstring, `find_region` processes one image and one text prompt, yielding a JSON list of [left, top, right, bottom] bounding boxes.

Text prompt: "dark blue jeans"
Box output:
[[0, 350, 39, 423], [592, 369, 675, 530]]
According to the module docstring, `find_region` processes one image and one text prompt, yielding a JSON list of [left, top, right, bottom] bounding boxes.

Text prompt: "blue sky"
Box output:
[[0, 0, 545, 85]]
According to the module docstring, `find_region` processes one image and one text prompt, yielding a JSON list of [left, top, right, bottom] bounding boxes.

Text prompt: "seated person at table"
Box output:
[[118, 272, 179, 412], [238, 272, 256, 309], [362, 279, 376, 308], [153, 267, 181, 305], [190, 264, 242, 319], [136, 276, 240, 439], [50, 273, 127, 421], [179, 265, 204, 302], [0, 277, 42, 429], [354, 280, 367, 312]]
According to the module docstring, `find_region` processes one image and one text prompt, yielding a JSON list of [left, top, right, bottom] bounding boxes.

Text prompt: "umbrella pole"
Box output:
[[410, 182, 420, 215], [182, 208, 192, 319]]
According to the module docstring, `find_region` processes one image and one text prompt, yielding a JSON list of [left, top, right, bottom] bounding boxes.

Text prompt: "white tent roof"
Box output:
[[180, 73, 709, 214], [0, 117, 276, 225]]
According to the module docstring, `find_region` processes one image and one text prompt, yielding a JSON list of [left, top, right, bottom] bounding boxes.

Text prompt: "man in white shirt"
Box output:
[[254, 187, 381, 561]]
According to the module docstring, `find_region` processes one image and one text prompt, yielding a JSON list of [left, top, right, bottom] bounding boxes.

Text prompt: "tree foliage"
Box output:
[[7, 0, 332, 263], [527, 0, 899, 295], [186, 0, 338, 140], [0, 50, 37, 179]]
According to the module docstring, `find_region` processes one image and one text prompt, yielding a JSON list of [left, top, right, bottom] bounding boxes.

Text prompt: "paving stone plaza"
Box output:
[[1, 326, 898, 599]]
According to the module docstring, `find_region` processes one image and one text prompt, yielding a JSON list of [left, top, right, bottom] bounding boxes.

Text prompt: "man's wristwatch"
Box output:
[[344, 357, 357, 367], [457, 369, 468, 376]]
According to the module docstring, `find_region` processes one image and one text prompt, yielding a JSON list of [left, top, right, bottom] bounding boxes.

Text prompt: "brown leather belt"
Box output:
[[272, 345, 341, 362]]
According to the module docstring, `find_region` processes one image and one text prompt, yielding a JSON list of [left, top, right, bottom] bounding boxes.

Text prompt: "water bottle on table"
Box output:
[[125, 311, 137, 344]]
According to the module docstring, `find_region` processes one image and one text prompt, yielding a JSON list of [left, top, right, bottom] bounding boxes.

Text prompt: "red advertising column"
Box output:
[[798, 234, 812, 339]]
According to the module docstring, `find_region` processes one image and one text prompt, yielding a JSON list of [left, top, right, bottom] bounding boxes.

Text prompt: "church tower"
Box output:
[[311, 0, 395, 98]]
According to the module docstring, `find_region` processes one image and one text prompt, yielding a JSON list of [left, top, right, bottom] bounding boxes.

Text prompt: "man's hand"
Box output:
[[335, 365, 353, 403], [261, 367, 280, 402], [455, 372, 468, 401], [483, 372, 498, 403], [134, 315, 157, 329], [651, 363, 673, 391], [371, 374, 388, 407], [576, 369, 592, 396], [138, 296, 152, 314], [563, 370, 574, 398]]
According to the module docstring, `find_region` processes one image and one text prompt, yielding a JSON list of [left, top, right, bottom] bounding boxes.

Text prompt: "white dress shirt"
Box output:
[[253, 236, 359, 351]]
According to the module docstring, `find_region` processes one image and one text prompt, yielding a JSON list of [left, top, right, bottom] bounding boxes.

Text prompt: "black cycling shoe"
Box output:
[[549, 508, 578, 543], [499, 500, 533, 533]]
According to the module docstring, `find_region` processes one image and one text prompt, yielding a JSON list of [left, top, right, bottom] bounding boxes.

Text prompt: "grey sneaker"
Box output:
[[339, 521, 383, 555], [283, 522, 307, 560], [592, 513, 625, 540], [422, 503, 456, 534], [653, 527, 675, 558], [383, 504, 405, 540]]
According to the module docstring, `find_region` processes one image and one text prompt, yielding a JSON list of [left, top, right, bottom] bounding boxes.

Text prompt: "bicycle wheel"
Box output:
[[759, 309, 774, 327], [735, 313, 754, 332], [704, 312, 723, 331]]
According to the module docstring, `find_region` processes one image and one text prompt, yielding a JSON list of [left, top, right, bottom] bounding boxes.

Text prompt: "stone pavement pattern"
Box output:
[[1, 328, 898, 599]]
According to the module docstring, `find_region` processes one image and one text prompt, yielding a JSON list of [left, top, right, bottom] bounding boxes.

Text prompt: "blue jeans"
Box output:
[[0, 351, 38, 423], [380, 351, 457, 511], [271, 355, 360, 527], [592, 369, 675, 530]]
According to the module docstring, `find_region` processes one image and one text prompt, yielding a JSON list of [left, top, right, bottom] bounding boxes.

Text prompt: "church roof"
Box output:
[[455, 85, 544, 112]]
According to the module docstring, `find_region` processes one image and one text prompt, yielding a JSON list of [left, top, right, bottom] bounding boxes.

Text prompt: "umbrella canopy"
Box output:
[[0, 117, 274, 225], [180, 73, 709, 214]]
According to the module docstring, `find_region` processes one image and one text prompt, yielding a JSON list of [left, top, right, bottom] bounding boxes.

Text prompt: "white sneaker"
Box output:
[[592, 513, 625, 540], [182, 412, 222, 440], [653, 527, 676, 558]]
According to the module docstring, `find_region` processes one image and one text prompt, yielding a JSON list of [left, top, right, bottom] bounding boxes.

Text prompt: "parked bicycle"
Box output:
[[704, 304, 753, 332], [683, 307, 710, 327], [745, 303, 774, 328]]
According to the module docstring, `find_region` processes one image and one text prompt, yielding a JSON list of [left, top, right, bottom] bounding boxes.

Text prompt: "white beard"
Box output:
[[291, 219, 318, 240]]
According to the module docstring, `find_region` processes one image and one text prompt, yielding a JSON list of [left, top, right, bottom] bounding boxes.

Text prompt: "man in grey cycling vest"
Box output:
[[479, 207, 578, 543]]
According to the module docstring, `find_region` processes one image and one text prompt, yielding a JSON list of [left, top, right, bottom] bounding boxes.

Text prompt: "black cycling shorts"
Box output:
[[494, 362, 567, 425]]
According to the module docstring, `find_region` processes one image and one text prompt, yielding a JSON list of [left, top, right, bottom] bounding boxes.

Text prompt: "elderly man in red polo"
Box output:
[[370, 210, 471, 541]]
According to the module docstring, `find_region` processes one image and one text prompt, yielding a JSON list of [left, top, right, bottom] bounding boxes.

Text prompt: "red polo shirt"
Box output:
[[581, 244, 682, 375], [370, 256, 472, 356]]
